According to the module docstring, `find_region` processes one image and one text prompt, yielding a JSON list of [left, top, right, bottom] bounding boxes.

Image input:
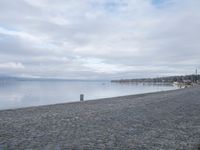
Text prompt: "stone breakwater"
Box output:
[[0, 86, 200, 149]]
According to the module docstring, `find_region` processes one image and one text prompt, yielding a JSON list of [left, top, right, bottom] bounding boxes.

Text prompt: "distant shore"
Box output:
[[0, 86, 200, 149]]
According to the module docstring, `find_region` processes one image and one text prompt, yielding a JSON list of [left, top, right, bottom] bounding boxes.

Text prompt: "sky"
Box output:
[[0, 0, 200, 79]]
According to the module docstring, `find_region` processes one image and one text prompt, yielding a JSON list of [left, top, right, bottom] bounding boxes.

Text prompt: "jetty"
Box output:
[[0, 86, 200, 149]]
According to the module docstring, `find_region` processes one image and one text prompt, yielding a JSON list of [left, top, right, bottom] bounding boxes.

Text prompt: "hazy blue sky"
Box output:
[[0, 0, 199, 79]]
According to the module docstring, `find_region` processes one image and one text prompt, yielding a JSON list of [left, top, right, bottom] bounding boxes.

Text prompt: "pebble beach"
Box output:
[[0, 86, 200, 149]]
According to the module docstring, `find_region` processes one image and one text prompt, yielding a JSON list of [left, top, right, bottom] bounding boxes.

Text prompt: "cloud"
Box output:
[[0, 0, 199, 79], [0, 62, 24, 69]]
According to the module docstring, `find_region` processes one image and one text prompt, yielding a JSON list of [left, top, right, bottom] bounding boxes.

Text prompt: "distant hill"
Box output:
[[0, 76, 107, 82], [0, 76, 69, 81], [0, 76, 21, 81]]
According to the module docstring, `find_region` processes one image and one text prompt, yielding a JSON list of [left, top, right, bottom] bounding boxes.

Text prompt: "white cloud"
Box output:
[[0, 62, 25, 69], [0, 0, 199, 79], [0, 27, 45, 43]]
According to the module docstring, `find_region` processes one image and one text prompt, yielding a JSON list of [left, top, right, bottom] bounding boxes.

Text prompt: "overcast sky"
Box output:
[[0, 0, 199, 79]]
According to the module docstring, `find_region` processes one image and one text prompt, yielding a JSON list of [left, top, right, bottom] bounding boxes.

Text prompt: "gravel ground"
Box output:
[[0, 86, 200, 149]]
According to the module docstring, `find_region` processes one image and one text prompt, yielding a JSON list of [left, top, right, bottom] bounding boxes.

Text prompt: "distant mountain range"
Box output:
[[1, 75, 200, 83], [0, 76, 107, 82]]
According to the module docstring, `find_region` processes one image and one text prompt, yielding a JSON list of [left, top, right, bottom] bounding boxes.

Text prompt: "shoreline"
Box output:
[[0, 86, 200, 149], [0, 86, 179, 112]]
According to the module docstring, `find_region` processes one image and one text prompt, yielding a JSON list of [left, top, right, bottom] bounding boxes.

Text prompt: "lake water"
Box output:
[[0, 80, 177, 110]]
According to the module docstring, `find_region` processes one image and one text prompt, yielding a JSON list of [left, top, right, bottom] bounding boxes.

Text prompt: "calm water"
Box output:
[[0, 80, 177, 110]]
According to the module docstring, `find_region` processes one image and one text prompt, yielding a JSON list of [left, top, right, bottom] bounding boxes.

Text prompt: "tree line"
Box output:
[[111, 75, 200, 83]]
